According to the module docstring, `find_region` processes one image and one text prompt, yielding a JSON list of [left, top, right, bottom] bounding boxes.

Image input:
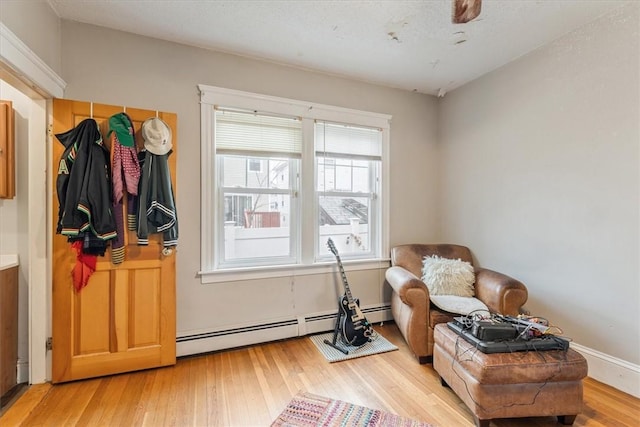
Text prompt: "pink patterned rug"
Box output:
[[271, 392, 434, 427]]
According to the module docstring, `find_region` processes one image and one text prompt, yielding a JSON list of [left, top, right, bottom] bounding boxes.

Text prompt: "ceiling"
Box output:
[[47, 0, 628, 96]]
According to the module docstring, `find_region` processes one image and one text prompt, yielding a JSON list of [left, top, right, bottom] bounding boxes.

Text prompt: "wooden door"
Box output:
[[51, 99, 177, 383]]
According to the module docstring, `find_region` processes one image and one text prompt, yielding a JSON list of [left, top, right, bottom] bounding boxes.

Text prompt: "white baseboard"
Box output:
[[176, 304, 392, 357], [177, 322, 299, 357], [16, 358, 29, 384], [571, 342, 640, 398]]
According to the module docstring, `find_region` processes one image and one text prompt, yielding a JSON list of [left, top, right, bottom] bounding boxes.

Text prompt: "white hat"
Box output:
[[142, 117, 172, 155]]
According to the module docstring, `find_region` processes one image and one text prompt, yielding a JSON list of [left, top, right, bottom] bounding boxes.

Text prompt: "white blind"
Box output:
[[215, 108, 302, 157], [315, 121, 382, 160]]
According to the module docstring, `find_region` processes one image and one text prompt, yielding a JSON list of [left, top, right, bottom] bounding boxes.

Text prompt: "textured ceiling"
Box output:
[[47, 0, 629, 96]]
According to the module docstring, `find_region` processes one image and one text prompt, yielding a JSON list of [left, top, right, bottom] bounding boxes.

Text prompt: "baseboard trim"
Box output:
[[176, 304, 392, 357], [571, 342, 640, 398], [16, 359, 29, 384]]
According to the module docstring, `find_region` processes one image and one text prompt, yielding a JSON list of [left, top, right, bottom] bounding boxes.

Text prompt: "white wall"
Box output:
[[0, 0, 61, 74], [439, 2, 639, 369], [58, 21, 439, 340], [0, 0, 62, 75], [0, 80, 32, 383]]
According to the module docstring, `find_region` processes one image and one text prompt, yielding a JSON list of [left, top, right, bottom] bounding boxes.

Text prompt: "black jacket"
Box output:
[[55, 119, 117, 244], [136, 150, 178, 248]]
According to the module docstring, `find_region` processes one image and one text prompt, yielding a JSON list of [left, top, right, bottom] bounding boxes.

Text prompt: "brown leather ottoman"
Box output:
[[433, 323, 588, 427]]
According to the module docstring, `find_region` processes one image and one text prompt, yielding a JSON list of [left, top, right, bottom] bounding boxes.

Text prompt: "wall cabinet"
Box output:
[[0, 265, 18, 397], [0, 100, 16, 199]]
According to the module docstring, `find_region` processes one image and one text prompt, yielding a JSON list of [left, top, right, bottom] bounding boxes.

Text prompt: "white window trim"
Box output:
[[198, 84, 391, 283], [201, 259, 392, 284]]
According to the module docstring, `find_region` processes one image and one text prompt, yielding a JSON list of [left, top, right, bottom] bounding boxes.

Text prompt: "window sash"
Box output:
[[218, 192, 295, 266], [221, 155, 292, 190], [315, 159, 380, 262], [216, 155, 299, 268], [317, 157, 373, 193]]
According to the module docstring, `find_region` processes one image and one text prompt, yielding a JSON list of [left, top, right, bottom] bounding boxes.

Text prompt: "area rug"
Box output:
[[309, 332, 398, 362], [271, 392, 434, 427]]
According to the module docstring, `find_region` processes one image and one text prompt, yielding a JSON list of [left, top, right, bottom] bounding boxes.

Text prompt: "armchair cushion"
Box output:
[[429, 295, 489, 316], [421, 255, 475, 297]]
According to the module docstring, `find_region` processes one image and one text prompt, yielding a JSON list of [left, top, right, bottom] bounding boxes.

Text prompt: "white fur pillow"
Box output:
[[421, 255, 475, 297]]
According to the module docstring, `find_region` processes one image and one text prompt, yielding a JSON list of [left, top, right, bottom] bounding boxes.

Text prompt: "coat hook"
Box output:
[[155, 110, 159, 118], [90, 102, 94, 118], [123, 106, 127, 113]]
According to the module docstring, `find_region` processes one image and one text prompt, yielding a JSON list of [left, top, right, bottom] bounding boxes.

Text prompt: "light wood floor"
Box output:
[[1, 323, 638, 426]]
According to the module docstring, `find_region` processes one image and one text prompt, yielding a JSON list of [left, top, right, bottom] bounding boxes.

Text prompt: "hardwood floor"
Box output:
[[1, 323, 638, 426]]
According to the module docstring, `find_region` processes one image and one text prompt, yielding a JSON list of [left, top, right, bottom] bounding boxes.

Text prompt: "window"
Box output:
[[316, 122, 382, 260], [199, 85, 390, 280], [215, 109, 301, 267]]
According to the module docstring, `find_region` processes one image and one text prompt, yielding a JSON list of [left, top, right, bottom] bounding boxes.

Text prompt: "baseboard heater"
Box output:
[[176, 304, 392, 357]]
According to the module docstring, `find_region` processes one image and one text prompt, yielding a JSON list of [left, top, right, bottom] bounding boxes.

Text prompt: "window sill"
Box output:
[[198, 258, 391, 284]]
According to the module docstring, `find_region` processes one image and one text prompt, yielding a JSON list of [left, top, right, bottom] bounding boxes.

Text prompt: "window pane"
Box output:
[[335, 162, 352, 192], [219, 154, 296, 265], [222, 155, 290, 189], [352, 160, 370, 192], [222, 156, 247, 187], [223, 192, 292, 260], [317, 157, 374, 193], [317, 158, 334, 192], [268, 159, 290, 189], [224, 194, 253, 226], [319, 196, 370, 255]]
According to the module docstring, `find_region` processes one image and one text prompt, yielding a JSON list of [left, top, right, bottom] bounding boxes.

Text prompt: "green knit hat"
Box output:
[[108, 113, 135, 147]]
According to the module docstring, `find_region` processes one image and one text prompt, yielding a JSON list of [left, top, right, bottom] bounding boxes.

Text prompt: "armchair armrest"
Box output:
[[474, 268, 528, 315], [385, 265, 431, 360], [385, 266, 430, 305]]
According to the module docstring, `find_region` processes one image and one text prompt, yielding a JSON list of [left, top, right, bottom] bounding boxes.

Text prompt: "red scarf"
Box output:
[[71, 241, 97, 291]]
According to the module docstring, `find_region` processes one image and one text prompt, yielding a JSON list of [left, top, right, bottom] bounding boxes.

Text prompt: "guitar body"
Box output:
[[326, 238, 374, 347], [338, 295, 372, 347]]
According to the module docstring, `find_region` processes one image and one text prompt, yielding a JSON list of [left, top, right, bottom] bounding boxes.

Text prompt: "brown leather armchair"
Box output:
[[385, 244, 528, 363]]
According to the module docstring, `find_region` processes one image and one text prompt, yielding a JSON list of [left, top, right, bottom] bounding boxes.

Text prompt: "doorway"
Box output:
[[0, 24, 66, 397]]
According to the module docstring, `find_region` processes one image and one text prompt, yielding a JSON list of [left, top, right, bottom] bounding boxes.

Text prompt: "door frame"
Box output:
[[0, 23, 66, 384]]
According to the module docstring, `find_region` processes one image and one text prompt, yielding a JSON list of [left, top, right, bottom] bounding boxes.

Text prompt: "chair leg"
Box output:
[[439, 376, 449, 388], [558, 415, 577, 425], [418, 355, 432, 364]]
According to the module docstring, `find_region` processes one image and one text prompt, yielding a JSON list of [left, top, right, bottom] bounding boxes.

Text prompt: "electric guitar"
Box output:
[[327, 238, 374, 346]]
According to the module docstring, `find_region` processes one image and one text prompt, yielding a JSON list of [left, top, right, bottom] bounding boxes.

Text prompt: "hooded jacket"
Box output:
[[55, 118, 117, 242]]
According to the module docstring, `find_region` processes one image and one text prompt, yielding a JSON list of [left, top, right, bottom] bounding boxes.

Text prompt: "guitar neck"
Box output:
[[334, 254, 355, 304]]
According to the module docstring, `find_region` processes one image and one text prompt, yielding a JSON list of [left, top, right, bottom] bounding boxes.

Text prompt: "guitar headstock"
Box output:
[[326, 238, 338, 256]]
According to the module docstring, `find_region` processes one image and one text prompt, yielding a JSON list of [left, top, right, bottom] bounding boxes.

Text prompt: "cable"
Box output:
[[444, 323, 572, 417]]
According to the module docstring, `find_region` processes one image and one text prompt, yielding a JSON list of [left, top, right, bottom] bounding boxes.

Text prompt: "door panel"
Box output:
[[52, 99, 177, 383]]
